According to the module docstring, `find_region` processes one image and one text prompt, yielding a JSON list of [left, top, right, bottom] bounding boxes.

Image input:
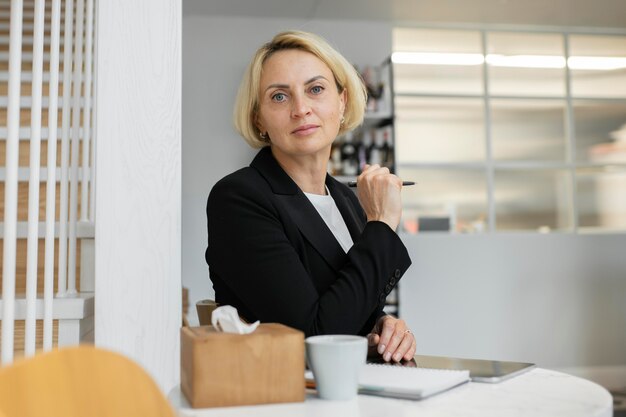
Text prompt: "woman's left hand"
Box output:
[[367, 315, 416, 362]]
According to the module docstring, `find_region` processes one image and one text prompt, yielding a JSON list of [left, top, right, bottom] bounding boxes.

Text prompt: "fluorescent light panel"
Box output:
[[392, 52, 626, 70]]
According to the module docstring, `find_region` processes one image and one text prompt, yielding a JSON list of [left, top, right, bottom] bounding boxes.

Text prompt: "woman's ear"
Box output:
[[339, 88, 347, 118], [255, 114, 265, 136]]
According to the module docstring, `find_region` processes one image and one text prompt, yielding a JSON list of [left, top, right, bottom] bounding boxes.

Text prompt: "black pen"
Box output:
[[348, 181, 416, 187]]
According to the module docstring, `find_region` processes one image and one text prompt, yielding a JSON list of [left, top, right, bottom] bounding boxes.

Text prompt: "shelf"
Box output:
[[0, 127, 87, 140], [364, 111, 393, 120], [0, 221, 95, 239], [0, 167, 89, 182], [0, 292, 94, 321]]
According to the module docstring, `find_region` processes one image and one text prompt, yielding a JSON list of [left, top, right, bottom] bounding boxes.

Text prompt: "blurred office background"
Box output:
[[183, 0, 626, 388]]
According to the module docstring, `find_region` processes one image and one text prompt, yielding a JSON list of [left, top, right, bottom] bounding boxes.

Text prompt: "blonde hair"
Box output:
[[233, 30, 367, 148]]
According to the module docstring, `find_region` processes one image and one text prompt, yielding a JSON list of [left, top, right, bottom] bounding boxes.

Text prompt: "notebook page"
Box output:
[[359, 364, 470, 399]]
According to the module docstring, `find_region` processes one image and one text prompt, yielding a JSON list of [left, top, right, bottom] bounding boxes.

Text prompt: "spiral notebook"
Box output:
[[358, 363, 470, 400], [305, 363, 470, 400]]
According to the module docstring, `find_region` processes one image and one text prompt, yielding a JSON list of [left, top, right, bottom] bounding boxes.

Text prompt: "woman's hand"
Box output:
[[367, 315, 416, 362], [356, 164, 403, 230]]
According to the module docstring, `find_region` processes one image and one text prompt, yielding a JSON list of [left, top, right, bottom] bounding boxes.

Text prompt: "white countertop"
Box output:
[[169, 368, 612, 417]]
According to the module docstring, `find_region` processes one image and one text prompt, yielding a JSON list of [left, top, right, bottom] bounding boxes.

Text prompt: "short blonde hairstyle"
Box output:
[[233, 30, 367, 148]]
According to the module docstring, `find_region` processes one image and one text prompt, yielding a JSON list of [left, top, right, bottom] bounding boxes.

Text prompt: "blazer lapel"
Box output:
[[251, 148, 347, 272]]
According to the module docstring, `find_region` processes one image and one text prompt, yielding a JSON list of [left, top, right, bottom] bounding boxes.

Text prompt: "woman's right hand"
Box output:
[[356, 164, 403, 231]]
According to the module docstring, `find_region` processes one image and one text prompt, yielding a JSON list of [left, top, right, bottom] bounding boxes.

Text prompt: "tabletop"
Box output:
[[168, 368, 613, 417]]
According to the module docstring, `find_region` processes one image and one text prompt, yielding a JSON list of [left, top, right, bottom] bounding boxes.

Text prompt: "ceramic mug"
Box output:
[[305, 335, 367, 400]]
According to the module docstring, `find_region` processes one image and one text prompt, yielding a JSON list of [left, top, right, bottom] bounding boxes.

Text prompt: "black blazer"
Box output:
[[206, 147, 411, 337]]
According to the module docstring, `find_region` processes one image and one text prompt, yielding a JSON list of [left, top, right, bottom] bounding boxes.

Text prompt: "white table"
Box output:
[[169, 368, 613, 417]]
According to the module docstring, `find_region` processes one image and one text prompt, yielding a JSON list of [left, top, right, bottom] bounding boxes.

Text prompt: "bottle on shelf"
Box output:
[[357, 130, 372, 173], [381, 126, 394, 172], [340, 131, 359, 176], [361, 65, 384, 114], [369, 128, 384, 167]]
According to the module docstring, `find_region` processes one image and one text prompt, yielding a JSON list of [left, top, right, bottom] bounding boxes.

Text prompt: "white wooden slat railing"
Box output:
[[1, 0, 96, 363]]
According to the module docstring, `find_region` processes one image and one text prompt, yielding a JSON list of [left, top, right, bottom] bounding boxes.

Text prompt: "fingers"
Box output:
[[398, 331, 416, 361], [358, 164, 394, 185], [367, 333, 380, 347], [377, 317, 415, 363], [366, 333, 381, 358], [356, 164, 403, 230]]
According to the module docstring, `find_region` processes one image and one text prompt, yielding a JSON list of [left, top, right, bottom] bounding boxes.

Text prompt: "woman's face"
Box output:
[[256, 49, 346, 162]]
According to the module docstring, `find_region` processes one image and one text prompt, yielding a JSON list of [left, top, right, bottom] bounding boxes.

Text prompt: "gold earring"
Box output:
[[260, 131, 266, 139], [340, 116, 345, 125]]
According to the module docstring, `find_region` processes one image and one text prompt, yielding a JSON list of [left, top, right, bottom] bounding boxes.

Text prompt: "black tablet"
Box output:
[[368, 354, 535, 383]]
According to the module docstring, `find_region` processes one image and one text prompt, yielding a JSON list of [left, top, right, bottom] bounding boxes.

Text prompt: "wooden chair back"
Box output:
[[196, 299, 220, 325], [0, 345, 175, 417]]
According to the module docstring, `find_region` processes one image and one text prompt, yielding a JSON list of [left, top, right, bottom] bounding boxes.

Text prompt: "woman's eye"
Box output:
[[310, 85, 324, 94], [272, 93, 286, 102]]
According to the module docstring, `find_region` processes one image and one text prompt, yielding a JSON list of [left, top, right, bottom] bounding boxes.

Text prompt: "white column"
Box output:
[[43, 0, 63, 351], [57, 0, 75, 297], [24, 0, 46, 357], [1, 0, 24, 365], [95, 0, 181, 393]]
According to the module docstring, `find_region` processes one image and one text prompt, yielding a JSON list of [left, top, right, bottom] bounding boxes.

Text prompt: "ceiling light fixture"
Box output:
[[391, 52, 484, 66], [392, 52, 626, 70]]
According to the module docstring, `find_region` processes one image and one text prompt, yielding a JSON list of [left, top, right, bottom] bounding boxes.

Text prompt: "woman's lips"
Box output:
[[292, 124, 319, 136]]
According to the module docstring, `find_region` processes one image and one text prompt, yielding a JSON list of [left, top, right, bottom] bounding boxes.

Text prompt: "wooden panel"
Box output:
[[0, 60, 68, 72], [0, 82, 67, 96], [0, 140, 86, 167], [0, 108, 68, 126], [0, 41, 65, 53], [0, 320, 59, 358], [0, 239, 82, 294], [95, 0, 181, 393], [0, 181, 86, 221]]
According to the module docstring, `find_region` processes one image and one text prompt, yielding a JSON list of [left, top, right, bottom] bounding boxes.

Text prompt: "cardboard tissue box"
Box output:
[[180, 323, 305, 408]]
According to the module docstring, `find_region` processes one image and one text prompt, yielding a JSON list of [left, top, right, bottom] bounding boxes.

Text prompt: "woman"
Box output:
[[206, 31, 414, 362]]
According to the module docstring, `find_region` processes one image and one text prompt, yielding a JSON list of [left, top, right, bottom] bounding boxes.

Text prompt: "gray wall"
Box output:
[[400, 233, 626, 368], [182, 15, 392, 324], [183, 15, 626, 369]]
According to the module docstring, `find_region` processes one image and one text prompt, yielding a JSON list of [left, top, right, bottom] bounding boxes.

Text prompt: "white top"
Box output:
[[303, 186, 353, 253], [169, 368, 613, 417]]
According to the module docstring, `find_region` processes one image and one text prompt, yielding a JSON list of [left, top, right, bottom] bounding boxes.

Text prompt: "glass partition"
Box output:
[[395, 96, 484, 163], [398, 168, 487, 234], [577, 166, 626, 230], [487, 32, 565, 97], [393, 27, 626, 233], [573, 101, 626, 164], [491, 99, 566, 161], [393, 28, 483, 95], [570, 35, 626, 98], [494, 169, 572, 231]]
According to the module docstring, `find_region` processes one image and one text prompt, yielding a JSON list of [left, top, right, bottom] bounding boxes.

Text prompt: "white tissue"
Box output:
[[211, 305, 260, 334]]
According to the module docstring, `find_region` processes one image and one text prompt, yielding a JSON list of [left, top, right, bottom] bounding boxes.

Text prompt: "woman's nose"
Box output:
[[291, 93, 312, 118]]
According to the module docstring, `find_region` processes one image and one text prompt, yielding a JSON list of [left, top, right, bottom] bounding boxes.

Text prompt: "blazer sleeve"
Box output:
[[206, 174, 412, 337]]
